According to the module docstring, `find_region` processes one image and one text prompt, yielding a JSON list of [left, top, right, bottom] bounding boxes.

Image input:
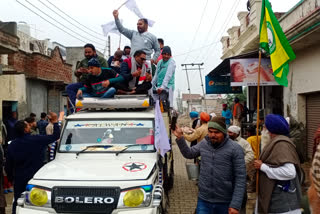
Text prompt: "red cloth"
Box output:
[[136, 135, 154, 145], [200, 112, 210, 122], [233, 103, 243, 117], [313, 127, 320, 158]]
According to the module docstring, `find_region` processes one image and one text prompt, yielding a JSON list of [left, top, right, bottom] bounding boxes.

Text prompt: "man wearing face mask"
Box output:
[[113, 10, 160, 66], [254, 114, 302, 214], [172, 116, 246, 214]]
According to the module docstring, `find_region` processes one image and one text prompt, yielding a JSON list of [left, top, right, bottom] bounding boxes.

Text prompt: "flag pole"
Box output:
[[119, 34, 122, 49], [117, 0, 129, 10], [256, 50, 262, 195]]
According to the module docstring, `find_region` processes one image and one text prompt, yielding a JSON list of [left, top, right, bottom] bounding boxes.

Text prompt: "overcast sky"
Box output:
[[1, 0, 300, 96]]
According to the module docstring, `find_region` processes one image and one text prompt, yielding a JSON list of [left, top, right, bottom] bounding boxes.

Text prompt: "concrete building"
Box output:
[[0, 21, 72, 132], [66, 47, 106, 83], [218, 0, 320, 159], [181, 93, 223, 114], [0, 21, 22, 142]]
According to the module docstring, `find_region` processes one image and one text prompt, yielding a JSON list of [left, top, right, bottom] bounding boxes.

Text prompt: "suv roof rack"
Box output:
[[75, 95, 153, 110]]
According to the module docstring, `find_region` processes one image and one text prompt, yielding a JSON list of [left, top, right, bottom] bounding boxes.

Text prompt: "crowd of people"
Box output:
[[66, 9, 176, 113], [0, 7, 319, 214], [0, 10, 176, 214], [1, 111, 62, 213], [177, 105, 320, 214]]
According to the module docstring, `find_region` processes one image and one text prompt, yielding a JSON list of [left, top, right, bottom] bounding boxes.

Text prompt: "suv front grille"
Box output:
[[51, 186, 120, 214]]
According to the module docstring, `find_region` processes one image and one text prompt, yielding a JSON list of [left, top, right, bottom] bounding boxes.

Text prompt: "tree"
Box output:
[[224, 87, 247, 107]]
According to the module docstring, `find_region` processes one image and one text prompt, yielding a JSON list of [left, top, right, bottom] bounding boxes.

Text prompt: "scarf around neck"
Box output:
[[258, 135, 300, 213], [129, 58, 147, 89]]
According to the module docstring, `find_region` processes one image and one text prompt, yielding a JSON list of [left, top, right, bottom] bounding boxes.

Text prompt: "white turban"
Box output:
[[210, 113, 216, 117], [228, 125, 241, 134]]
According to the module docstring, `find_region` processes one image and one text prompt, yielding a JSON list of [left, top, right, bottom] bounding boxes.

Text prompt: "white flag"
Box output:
[[124, 0, 155, 27], [101, 20, 121, 36], [155, 100, 171, 157]]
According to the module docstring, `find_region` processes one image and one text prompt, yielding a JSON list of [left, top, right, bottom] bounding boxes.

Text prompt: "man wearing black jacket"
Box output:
[[5, 112, 60, 214], [116, 50, 152, 95]]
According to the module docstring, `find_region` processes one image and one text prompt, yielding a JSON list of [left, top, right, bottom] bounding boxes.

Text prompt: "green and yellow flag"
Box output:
[[259, 0, 296, 86]]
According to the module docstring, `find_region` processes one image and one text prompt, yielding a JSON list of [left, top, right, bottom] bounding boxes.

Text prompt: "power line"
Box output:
[[22, 0, 105, 48], [174, 40, 220, 57], [15, 0, 105, 52], [202, 0, 242, 63], [193, 0, 222, 62], [183, 0, 209, 63], [200, 0, 239, 63], [37, 0, 106, 42], [43, 0, 106, 37]]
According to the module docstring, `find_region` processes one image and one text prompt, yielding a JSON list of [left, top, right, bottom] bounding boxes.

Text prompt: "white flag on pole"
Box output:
[[101, 20, 122, 36], [124, 0, 155, 27], [155, 100, 171, 157]]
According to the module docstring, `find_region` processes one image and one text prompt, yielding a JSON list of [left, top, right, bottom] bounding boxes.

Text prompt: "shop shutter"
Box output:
[[306, 93, 320, 159]]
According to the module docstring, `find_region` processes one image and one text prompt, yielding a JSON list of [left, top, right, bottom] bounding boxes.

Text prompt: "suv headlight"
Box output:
[[118, 185, 153, 208], [24, 185, 51, 207]]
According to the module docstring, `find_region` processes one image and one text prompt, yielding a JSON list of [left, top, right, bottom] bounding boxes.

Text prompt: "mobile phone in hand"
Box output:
[[171, 111, 178, 131], [78, 95, 83, 100]]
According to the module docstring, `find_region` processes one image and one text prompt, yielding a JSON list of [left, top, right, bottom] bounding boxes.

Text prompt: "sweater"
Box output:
[[75, 55, 108, 83], [115, 18, 160, 61], [176, 136, 246, 210], [80, 68, 124, 96], [152, 58, 176, 90]]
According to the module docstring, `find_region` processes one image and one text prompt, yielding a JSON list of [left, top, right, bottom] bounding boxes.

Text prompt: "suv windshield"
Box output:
[[59, 119, 155, 153]]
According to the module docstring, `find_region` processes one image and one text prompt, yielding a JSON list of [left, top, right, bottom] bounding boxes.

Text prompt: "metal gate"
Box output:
[[306, 93, 320, 159]]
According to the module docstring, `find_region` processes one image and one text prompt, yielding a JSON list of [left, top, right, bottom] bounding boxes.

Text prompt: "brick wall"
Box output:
[[0, 30, 19, 50], [8, 46, 72, 83]]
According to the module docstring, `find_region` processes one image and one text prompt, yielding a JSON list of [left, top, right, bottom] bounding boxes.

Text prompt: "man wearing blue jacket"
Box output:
[[172, 116, 246, 214], [5, 112, 61, 214]]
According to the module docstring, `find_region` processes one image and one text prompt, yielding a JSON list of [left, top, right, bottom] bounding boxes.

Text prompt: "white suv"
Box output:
[[16, 96, 173, 214]]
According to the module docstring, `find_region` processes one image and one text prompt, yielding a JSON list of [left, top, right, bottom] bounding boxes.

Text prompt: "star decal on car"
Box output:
[[122, 162, 147, 172]]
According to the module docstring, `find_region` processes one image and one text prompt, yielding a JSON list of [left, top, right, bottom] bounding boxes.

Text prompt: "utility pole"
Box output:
[[181, 63, 207, 112], [108, 35, 111, 58], [103, 36, 111, 59]]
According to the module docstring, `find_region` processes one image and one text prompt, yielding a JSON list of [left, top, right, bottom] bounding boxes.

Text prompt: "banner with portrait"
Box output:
[[230, 58, 278, 86]]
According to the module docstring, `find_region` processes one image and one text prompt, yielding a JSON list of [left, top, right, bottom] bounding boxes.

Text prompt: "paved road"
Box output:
[[167, 142, 198, 214], [5, 193, 13, 214]]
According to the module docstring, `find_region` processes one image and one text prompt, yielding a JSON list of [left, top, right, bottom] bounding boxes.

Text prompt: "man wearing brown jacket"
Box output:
[[183, 112, 210, 143], [254, 114, 301, 214]]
